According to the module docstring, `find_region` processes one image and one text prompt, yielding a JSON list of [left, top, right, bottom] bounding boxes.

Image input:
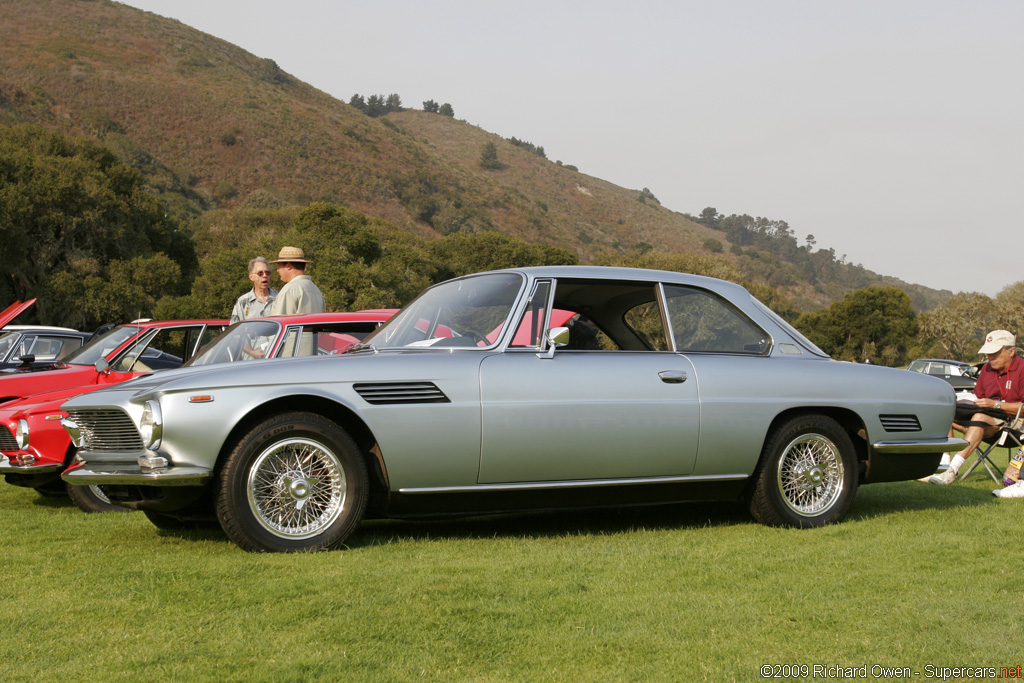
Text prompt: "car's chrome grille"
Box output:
[[879, 414, 922, 432], [65, 409, 143, 451], [354, 382, 450, 405], [0, 425, 17, 451]]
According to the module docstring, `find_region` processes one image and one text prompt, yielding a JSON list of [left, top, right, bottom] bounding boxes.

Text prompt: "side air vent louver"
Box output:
[[879, 414, 922, 432], [354, 382, 450, 405], [0, 426, 18, 451], [65, 409, 143, 452]]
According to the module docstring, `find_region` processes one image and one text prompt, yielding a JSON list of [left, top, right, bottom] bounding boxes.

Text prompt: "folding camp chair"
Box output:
[[958, 405, 1022, 484]]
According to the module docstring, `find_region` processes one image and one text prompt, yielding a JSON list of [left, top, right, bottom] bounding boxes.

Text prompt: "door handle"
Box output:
[[659, 370, 687, 384]]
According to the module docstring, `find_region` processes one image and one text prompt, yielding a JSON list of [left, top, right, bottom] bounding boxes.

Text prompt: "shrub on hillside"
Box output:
[[508, 137, 546, 158], [637, 187, 660, 205], [703, 238, 723, 253], [480, 142, 501, 170], [214, 181, 237, 199]]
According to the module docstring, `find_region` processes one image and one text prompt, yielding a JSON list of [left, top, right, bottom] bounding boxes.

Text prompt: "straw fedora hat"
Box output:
[[269, 246, 312, 264]]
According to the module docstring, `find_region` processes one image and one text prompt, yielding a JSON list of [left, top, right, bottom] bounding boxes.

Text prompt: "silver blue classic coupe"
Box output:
[[61, 266, 964, 552]]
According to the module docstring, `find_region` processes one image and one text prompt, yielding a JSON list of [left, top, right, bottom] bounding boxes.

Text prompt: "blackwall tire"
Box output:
[[66, 482, 128, 513], [749, 415, 858, 528], [215, 411, 368, 553]]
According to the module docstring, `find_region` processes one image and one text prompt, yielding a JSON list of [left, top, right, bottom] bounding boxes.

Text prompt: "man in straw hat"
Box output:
[[269, 246, 325, 316], [929, 329, 1024, 498]]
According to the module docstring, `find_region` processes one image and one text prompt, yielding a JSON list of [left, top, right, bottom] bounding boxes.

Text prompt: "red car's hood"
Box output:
[[0, 299, 36, 329], [0, 379, 134, 416], [0, 364, 130, 405]]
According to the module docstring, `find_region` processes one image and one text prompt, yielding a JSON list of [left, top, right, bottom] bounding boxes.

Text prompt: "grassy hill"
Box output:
[[0, 0, 951, 311]]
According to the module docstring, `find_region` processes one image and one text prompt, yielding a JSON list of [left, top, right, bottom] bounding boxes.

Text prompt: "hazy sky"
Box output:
[[118, 1, 1023, 296]]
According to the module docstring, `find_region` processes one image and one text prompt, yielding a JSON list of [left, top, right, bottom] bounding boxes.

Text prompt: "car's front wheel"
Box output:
[[215, 412, 368, 552], [749, 415, 858, 528]]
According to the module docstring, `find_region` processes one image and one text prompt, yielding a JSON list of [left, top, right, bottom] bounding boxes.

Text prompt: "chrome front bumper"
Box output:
[[0, 453, 62, 474], [62, 464, 211, 487]]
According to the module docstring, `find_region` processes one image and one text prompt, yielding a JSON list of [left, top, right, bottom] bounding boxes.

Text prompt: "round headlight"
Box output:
[[15, 419, 29, 450], [139, 400, 163, 450]]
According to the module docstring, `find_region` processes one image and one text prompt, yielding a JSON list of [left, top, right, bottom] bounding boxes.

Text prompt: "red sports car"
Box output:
[[0, 311, 394, 511], [0, 318, 229, 405]]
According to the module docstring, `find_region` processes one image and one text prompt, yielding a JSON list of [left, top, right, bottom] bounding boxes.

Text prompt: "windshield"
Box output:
[[363, 273, 525, 349], [187, 320, 281, 366], [61, 325, 141, 365]]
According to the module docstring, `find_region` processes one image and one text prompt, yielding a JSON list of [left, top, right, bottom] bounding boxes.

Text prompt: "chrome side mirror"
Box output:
[[94, 358, 109, 374], [538, 326, 570, 359]]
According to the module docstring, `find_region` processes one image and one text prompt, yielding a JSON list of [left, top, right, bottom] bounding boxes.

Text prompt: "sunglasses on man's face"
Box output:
[[252, 270, 271, 276]]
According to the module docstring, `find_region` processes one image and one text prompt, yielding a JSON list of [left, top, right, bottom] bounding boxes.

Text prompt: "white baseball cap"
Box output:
[[979, 330, 1016, 354]]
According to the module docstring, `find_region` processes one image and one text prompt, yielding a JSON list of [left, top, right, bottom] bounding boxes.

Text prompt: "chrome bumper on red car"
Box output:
[[0, 453, 62, 473]]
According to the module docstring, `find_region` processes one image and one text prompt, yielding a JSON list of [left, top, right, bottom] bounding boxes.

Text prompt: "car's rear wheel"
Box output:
[[749, 415, 858, 528], [215, 412, 368, 553], [66, 482, 128, 513]]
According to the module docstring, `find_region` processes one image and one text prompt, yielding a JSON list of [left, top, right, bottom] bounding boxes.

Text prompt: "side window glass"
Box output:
[[148, 329, 192, 363], [55, 337, 83, 360], [664, 285, 768, 353], [510, 281, 551, 348], [115, 332, 154, 371], [624, 301, 669, 351], [277, 327, 307, 358], [564, 315, 613, 350], [0, 333, 17, 360], [16, 336, 35, 358], [120, 327, 201, 371], [187, 326, 221, 360], [276, 329, 299, 360], [317, 322, 383, 355], [25, 336, 69, 361], [548, 278, 660, 351]]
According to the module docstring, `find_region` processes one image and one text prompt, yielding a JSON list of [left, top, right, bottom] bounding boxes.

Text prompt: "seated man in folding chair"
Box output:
[[929, 330, 1024, 497]]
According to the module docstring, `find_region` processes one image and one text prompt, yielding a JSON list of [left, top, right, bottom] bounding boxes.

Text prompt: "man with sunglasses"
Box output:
[[230, 256, 279, 324], [929, 330, 1024, 496]]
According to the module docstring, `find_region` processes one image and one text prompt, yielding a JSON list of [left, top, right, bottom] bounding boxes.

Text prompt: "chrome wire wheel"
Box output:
[[89, 485, 113, 505], [775, 432, 844, 517], [246, 437, 346, 540]]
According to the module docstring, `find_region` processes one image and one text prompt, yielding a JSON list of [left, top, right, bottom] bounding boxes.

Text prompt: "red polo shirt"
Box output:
[[974, 354, 1024, 403]]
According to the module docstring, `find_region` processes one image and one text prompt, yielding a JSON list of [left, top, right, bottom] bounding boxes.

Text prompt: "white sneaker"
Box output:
[[928, 469, 957, 485], [992, 480, 1024, 498]]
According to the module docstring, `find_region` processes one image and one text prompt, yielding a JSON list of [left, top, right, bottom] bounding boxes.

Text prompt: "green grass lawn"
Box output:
[[1, 460, 1020, 682]]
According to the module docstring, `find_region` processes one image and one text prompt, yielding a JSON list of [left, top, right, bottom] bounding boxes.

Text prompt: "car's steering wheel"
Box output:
[[462, 329, 488, 345]]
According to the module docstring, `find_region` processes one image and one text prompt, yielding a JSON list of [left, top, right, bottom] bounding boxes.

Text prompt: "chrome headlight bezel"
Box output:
[[139, 400, 163, 450], [15, 419, 29, 450]]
